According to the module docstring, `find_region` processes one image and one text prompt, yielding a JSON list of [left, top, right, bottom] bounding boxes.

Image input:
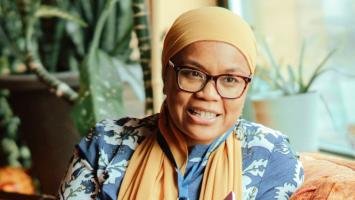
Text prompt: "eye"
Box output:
[[223, 76, 240, 83], [180, 69, 205, 79], [219, 75, 244, 88], [191, 71, 203, 78]]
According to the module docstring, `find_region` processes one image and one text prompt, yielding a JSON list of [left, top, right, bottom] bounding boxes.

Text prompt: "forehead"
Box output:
[[171, 41, 250, 75]]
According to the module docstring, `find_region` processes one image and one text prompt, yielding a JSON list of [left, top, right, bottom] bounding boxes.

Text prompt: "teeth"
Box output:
[[190, 109, 218, 119]]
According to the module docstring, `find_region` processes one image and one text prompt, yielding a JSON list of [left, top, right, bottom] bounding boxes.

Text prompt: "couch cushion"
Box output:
[[290, 153, 355, 200]]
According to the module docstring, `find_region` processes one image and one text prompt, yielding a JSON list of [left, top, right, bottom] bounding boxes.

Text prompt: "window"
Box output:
[[233, 0, 355, 157]]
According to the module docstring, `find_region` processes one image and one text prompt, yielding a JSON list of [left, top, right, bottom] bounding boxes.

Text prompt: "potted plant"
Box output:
[[250, 39, 335, 152], [0, 0, 153, 194]]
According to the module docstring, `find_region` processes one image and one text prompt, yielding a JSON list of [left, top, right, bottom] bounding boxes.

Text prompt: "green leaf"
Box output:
[[111, 0, 134, 60], [298, 41, 306, 89], [114, 59, 144, 101], [72, 50, 124, 135], [80, 0, 93, 24], [35, 5, 87, 27], [102, 2, 117, 52], [303, 49, 336, 92], [0, 25, 24, 59], [287, 64, 296, 94], [89, 0, 119, 54], [261, 38, 288, 93], [65, 20, 85, 56]]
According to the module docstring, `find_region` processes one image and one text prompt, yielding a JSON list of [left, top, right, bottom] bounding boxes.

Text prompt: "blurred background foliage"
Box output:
[[251, 39, 335, 96], [0, 0, 152, 170], [0, 0, 135, 74], [0, 90, 31, 168]]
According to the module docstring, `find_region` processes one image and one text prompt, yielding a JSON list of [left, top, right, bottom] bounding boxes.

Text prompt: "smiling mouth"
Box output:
[[187, 108, 221, 120]]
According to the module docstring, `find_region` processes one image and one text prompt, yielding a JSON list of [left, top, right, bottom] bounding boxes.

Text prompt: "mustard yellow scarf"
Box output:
[[117, 106, 242, 199]]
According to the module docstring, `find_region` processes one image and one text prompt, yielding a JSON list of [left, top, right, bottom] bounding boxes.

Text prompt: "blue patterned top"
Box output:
[[58, 114, 304, 200]]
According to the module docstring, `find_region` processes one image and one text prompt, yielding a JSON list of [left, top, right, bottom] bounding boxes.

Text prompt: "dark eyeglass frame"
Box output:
[[168, 60, 252, 99]]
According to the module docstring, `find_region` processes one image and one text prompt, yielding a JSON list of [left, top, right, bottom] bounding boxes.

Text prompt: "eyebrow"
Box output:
[[177, 59, 250, 76]]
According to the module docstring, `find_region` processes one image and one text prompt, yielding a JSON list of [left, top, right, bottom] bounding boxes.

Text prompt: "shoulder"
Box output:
[[94, 114, 159, 146], [237, 118, 300, 170], [77, 114, 159, 167], [238, 119, 304, 199], [237, 118, 289, 153], [90, 114, 158, 145]]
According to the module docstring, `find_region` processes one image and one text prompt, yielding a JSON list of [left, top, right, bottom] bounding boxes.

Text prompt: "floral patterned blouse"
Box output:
[[58, 114, 304, 200]]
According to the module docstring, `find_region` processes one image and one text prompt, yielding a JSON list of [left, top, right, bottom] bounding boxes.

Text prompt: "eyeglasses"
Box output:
[[168, 60, 252, 99]]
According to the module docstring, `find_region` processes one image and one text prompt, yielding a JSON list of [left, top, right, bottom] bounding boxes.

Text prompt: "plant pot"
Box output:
[[0, 72, 80, 195], [252, 92, 320, 152]]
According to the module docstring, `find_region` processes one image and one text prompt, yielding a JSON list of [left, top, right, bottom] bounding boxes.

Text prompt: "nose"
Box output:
[[194, 80, 221, 101]]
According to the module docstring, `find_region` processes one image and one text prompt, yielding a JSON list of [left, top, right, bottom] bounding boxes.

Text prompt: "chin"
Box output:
[[183, 126, 221, 145]]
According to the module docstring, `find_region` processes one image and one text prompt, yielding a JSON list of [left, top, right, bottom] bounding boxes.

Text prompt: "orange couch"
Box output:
[[290, 153, 355, 200]]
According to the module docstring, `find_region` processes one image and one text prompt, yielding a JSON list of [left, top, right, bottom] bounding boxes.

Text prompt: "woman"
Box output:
[[58, 7, 304, 200]]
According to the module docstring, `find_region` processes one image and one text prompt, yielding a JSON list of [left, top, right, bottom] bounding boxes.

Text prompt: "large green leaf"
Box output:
[[111, 0, 133, 61], [72, 49, 124, 135], [114, 59, 144, 101]]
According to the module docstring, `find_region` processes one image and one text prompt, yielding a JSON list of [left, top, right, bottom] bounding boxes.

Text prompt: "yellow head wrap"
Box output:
[[162, 6, 257, 77]]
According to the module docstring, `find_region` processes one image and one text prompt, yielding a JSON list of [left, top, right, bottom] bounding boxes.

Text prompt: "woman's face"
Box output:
[[164, 41, 251, 145]]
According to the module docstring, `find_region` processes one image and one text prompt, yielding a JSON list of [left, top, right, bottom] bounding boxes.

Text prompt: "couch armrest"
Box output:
[[290, 153, 355, 200]]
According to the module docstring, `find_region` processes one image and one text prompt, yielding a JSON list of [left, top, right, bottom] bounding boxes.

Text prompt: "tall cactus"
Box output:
[[132, 0, 154, 115]]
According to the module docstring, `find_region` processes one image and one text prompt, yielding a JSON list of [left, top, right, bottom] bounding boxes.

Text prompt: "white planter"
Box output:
[[252, 92, 320, 152]]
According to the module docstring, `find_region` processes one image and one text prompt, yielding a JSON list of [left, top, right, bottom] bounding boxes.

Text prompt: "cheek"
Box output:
[[166, 91, 193, 132], [223, 97, 246, 123], [224, 86, 250, 122], [167, 91, 185, 115], [165, 79, 190, 121]]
